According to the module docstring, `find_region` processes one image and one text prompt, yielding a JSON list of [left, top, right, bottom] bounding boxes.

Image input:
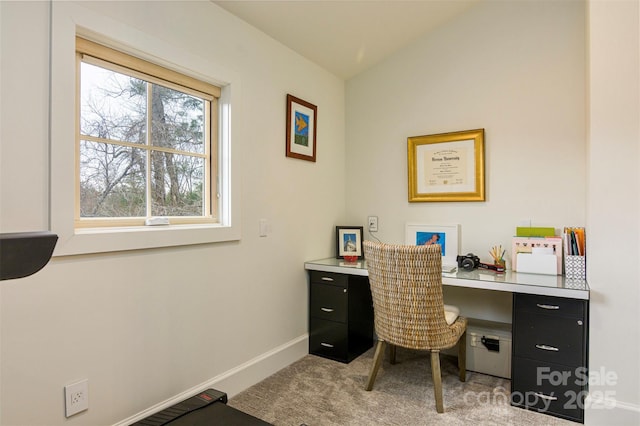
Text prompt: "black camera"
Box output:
[[457, 253, 480, 271]]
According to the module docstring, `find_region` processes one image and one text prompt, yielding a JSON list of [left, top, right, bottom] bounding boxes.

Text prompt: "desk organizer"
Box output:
[[565, 255, 586, 280], [516, 253, 557, 275], [511, 237, 563, 275], [563, 227, 586, 280]]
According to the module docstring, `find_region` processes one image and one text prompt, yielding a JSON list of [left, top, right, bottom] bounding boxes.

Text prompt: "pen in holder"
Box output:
[[490, 245, 506, 270]]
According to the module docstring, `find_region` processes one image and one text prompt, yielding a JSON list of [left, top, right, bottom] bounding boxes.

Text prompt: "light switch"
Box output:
[[259, 219, 268, 237]]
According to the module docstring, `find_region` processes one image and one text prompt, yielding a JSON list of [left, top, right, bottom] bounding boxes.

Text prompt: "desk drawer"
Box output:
[[512, 357, 585, 423], [514, 294, 585, 318], [514, 312, 585, 366], [310, 282, 347, 322], [310, 270, 348, 287], [309, 317, 347, 362]]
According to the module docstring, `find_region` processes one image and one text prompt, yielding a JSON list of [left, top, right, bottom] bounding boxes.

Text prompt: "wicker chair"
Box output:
[[363, 240, 467, 413]]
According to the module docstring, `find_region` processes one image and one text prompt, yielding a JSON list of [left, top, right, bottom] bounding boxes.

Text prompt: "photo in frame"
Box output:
[[405, 223, 460, 267], [335, 226, 364, 259], [407, 128, 485, 202], [286, 94, 317, 162]]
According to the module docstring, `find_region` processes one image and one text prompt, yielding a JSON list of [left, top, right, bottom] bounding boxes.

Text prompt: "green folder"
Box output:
[[516, 227, 556, 237]]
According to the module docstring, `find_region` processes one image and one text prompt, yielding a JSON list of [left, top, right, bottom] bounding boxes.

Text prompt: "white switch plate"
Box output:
[[259, 219, 268, 237]]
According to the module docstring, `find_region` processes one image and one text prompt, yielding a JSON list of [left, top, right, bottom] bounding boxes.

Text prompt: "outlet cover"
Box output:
[[368, 216, 378, 232], [65, 379, 88, 417]]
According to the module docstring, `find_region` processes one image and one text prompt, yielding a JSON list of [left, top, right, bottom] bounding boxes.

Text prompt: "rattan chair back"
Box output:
[[363, 240, 465, 351]]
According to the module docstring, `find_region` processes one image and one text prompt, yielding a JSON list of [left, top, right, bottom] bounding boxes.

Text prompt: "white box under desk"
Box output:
[[443, 319, 512, 379]]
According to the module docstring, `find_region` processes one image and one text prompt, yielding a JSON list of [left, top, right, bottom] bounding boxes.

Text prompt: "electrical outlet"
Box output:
[[65, 379, 88, 417], [368, 216, 378, 232]]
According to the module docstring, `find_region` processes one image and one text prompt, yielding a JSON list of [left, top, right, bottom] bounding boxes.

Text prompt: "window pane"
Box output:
[[150, 151, 204, 216], [80, 62, 147, 144], [80, 140, 147, 217], [150, 84, 205, 154]]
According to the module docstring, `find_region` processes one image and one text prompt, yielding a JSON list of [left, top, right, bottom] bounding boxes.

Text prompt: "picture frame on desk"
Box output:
[[407, 128, 485, 202], [286, 94, 317, 162], [405, 223, 460, 266], [335, 226, 364, 259]]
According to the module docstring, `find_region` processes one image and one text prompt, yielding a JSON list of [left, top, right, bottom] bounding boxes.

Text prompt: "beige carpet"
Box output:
[[228, 347, 574, 426]]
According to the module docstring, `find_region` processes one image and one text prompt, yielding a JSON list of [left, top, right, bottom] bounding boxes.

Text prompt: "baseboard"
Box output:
[[115, 334, 308, 426], [585, 394, 640, 425]]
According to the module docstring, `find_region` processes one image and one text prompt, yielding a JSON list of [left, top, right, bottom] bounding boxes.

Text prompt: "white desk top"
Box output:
[[304, 258, 589, 300]]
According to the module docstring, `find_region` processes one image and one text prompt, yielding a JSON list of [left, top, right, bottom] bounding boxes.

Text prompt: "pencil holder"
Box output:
[[565, 255, 586, 280]]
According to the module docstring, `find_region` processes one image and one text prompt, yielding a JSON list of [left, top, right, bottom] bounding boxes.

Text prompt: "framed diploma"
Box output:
[[407, 128, 485, 202]]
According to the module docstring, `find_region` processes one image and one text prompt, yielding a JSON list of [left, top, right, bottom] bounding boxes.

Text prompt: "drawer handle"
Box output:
[[536, 303, 560, 310], [321, 277, 334, 282], [535, 344, 559, 352], [320, 342, 334, 348], [321, 307, 334, 313], [534, 392, 558, 401]]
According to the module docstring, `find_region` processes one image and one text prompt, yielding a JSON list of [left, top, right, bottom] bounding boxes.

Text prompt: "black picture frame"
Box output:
[[335, 226, 364, 259]]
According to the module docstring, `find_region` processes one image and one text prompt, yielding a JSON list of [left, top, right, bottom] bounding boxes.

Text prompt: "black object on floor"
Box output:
[[133, 388, 271, 426]]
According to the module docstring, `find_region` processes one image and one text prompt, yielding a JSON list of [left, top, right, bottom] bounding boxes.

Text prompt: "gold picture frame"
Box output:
[[408, 128, 485, 202]]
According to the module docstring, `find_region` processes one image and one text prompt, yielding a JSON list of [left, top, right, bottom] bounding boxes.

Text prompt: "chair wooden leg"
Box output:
[[389, 344, 397, 365], [430, 351, 444, 413], [458, 331, 467, 382], [365, 340, 386, 391]]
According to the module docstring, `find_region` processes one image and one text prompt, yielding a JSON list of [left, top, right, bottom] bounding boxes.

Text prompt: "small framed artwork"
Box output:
[[286, 94, 317, 162], [405, 223, 460, 266], [335, 226, 364, 259], [407, 128, 485, 202]]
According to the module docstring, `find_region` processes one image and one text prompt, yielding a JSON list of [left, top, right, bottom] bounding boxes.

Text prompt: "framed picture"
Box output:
[[407, 128, 485, 202], [335, 226, 364, 259], [405, 223, 460, 266], [286, 94, 317, 162]]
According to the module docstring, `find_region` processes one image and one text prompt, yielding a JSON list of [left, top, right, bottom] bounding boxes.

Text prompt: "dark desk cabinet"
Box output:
[[511, 293, 589, 423], [308, 270, 374, 363]]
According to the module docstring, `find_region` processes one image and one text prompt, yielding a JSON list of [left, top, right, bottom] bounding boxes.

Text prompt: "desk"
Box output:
[[304, 257, 589, 299], [304, 258, 589, 423]]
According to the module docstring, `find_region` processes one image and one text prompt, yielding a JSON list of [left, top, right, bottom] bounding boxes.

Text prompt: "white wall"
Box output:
[[0, 1, 345, 425], [346, 0, 640, 422], [586, 0, 640, 423], [346, 0, 586, 323]]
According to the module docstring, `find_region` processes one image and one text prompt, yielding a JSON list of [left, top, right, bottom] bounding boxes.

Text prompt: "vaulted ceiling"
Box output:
[[213, 1, 481, 80]]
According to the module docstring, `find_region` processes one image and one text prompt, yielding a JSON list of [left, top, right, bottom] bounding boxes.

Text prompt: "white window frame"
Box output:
[[50, 2, 241, 256]]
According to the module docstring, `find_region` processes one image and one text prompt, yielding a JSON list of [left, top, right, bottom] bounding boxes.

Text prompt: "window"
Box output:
[[76, 37, 221, 228], [51, 7, 240, 256]]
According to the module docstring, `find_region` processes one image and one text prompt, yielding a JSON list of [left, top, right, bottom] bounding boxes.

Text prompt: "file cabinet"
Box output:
[[511, 293, 589, 423], [308, 270, 374, 363]]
